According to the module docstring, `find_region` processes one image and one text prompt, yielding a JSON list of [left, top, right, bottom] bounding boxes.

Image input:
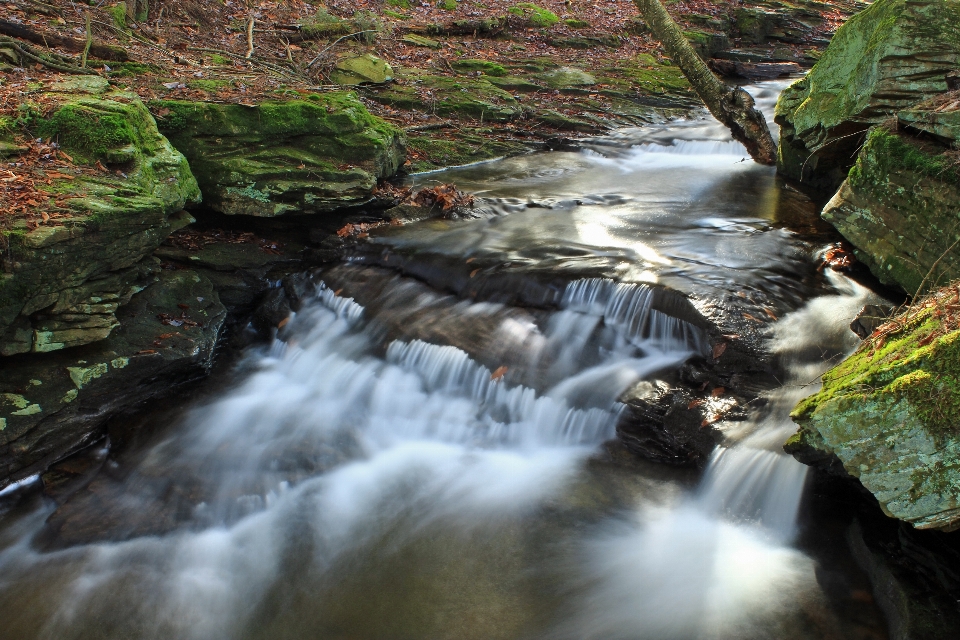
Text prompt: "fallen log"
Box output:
[[632, 0, 777, 165], [0, 19, 128, 61]]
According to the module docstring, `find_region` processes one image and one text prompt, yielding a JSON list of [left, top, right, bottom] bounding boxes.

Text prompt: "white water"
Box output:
[[0, 80, 888, 639]]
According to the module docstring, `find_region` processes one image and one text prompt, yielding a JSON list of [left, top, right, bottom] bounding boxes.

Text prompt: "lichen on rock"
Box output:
[[1, 86, 200, 356], [151, 92, 404, 217], [788, 288, 960, 530], [775, 0, 960, 193]]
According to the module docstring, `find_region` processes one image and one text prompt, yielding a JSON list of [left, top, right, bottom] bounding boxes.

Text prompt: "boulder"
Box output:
[[787, 292, 960, 531], [775, 0, 960, 193], [330, 54, 393, 85], [151, 93, 404, 217], [820, 127, 960, 294], [0, 269, 226, 489], [1, 90, 200, 355]]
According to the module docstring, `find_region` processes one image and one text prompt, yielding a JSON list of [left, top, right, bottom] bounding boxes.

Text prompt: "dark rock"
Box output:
[[617, 382, 723, 467], [251, 288, 292, 337], [0, 269, 226, 490], [849, 304, 891, 340], [708, 59, 801, 80]]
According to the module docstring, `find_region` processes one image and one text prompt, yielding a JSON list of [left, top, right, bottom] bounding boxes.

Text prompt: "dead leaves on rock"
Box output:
[[167, 228, 283, 254]]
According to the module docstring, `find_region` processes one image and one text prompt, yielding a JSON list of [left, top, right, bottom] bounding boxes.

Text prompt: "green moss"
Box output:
[[108, 2, 128, 30], [849, 128, 959, 185], [387, 0, 411, 7], [384, 9, 409, 20], [300, 8, 349, 37], [564, 18, 590, 28], [508, 3, 559, 28], [439, 0, 457, 9], [793, 304, 960, 441], [210, 54, 230, 65], [186, 79, 231, 92], [451, 59, 507, 76], [39, 103, 135, 163]]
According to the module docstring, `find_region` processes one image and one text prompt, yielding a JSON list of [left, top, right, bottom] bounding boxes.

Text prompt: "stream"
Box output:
[[0, 81, 890, 639]]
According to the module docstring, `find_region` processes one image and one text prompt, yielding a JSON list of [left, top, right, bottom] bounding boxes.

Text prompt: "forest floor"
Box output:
[[1, 0, 865, 224]]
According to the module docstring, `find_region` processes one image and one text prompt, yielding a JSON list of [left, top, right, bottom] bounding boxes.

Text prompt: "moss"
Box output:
[[439, 0, 457, 9], [508, 3, 559, 28], [39, 103, 136, 163], [564, 18, 590, 28], [384, 9, 409, 20], [186, 79, 231, 92], [793, 304, 960, 441], [849, 128, 959, 186], [451, 59, 507, 76], [387, 0, 411, 7], [107, 2, 128, 30]]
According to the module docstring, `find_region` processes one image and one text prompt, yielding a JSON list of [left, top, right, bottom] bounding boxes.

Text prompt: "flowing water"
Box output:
[[0, 82, 890, 639]]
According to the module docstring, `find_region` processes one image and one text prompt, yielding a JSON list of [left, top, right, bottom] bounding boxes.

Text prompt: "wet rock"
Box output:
[[775, 0, 960, 193], [788, 293, 960, 531], [617, 382, 724, 467], [1, 88, 200, 355], [251, 287, 291, 337], [331, 54, 394, 85], [0, 269, 226, 490], [151, 93, 404, 216], [849, 304, 891, 340]]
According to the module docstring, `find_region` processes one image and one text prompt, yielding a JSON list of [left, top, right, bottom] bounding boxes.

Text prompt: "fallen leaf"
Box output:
[[277, 316, 290, 329], [711, 386, 725, 397], [712, 342, 727, 359], [490, 365, 508, 381]]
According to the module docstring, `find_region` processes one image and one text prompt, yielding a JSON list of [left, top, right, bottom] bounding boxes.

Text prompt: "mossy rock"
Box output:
[[508, 3, 559, 28], [450, 59, 508, 77], [151, 92, 404, 217], [364, 69, 520, 122], [820, 128, 960, 294], [775, 0, 960, 193], [1, 93, 199, 356], [401, 34, 441, 48], [538, 67, 596, 88], [789, 298, 960, 531], [331, 54, 394, 85], [0, 268, 226, 488]]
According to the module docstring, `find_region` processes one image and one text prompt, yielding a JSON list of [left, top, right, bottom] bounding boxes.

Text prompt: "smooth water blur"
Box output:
[[0, 81, 889, 640]]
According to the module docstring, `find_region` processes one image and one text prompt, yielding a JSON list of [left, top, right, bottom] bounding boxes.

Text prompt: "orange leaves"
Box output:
[[711, 341, 727, 360], [490, 366, 508, 381], [409, 183, 474, 212], [821, 242, 856, 271]]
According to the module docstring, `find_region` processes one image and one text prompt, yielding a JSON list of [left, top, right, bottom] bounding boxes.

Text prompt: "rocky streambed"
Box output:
[[2, 0, 960, 637]]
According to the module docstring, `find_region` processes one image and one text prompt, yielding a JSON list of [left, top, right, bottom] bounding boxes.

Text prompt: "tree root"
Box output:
[[0, 36, 100, 75]]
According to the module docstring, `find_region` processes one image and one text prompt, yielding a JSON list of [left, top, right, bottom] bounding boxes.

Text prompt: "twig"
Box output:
[[306, 31, 377, 68], [186, 47, 302, 80], [405, 121, 455, 132], [80, 14, 91, 68], [245, 17, 255, 60]]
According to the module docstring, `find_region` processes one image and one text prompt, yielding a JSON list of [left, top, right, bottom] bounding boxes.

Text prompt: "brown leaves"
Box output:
[[157, 312, 200, 329], [821, 242, 856, 271], [167, 228, 283, 254], [711, 341, 727, 360], [490, 365, 508, 381], [410, 183, 474, 212]]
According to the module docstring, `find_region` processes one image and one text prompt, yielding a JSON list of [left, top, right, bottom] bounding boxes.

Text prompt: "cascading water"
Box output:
[[0, 80, 890, 640]]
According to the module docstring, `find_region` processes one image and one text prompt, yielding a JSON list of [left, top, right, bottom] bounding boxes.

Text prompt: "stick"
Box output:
[[245, 17, 255, 59], [80, 14, 91, 68], [306, 31, 377, 68]]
